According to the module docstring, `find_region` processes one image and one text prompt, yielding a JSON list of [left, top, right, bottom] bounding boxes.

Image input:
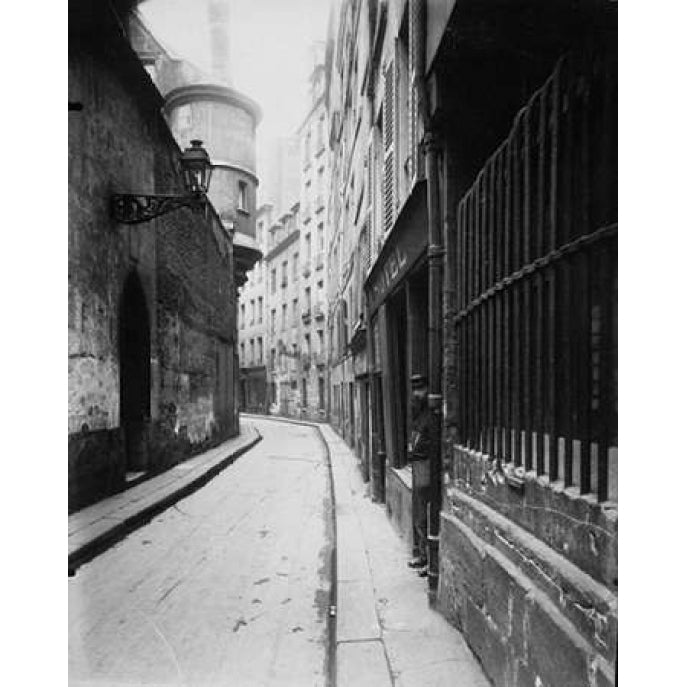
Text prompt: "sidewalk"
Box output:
[[244, 415, 490, 687], [68, 424, 262, 574], [319, 424, 491, 687]]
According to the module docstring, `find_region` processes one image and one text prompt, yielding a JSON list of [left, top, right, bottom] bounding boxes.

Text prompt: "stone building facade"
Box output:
[[237, 204, 271, 414], [324, 1, 618, 686], [238, 44, 330, 423], [263, 204, 302, 416], [68, 1, 256, 512], [297, 42, 330, 422]]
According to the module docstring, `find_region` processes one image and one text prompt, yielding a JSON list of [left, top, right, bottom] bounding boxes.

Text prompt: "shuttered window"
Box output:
[[383, 61, 395, 233]]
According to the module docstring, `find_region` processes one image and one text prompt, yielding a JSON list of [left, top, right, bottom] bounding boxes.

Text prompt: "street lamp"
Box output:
[[111, 140, 214, 224]]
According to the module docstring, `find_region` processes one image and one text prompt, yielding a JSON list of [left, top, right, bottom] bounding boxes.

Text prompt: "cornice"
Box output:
[[164, 83, 263, 125]]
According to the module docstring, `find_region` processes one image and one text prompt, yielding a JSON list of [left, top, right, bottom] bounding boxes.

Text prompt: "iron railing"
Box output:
[[454, 47, 617, 502]]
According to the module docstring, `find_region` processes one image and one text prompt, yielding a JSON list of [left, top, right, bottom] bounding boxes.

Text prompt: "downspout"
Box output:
[[413, 0, 443, 596]]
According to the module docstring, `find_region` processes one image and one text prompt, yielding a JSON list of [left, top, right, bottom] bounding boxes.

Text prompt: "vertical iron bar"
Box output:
[[474, 185, 481, 451], [464, 196, 471, 449], [512, 112, 523, 468], [578, 57, 593, 495], [468, 187, 479, 450], [488, 162, 496, 459], [494, 153, 502, 463], [479, 171, 488, 455], [548, 60, 560, 483], [598, 47, 618, 501], [504, 139, 512, 463], [457, 201, 465, 446], [560, 56, 574, 487], [522, 107, 533, 472], [602, 238, 617, 502], [535, 92, 546, 476]]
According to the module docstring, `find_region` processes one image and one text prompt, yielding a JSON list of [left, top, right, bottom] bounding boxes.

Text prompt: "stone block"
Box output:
[[526, 595, 592, 687], [484, 550, 529, 661], [484, 551, 511, 635], [337, 639, 391, 687], [465, 598, 509, 687], [438, 544, 466, 632], [440, 515, 486, 608], [336, 579, 381, 642], [594, 658, 615, 687], [514, 660, 537, 687]]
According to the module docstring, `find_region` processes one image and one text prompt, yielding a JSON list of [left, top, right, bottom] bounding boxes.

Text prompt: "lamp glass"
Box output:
[[180, 139, 212, 195]]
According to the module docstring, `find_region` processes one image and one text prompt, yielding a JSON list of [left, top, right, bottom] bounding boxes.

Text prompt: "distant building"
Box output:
[[258, 136, 301, 218], [296, 41, 330, 421], [238, 43, 330, 422], [238, 203, 271, 413], [261, 204, 303, 416]]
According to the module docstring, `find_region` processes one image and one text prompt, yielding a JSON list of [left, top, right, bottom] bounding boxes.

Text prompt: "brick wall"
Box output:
[[68, 30, 238, 511]]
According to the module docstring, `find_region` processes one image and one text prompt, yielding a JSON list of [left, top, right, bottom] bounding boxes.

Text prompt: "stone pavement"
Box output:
[[245, 416, 491, 687], [68, 424, 262, 574]]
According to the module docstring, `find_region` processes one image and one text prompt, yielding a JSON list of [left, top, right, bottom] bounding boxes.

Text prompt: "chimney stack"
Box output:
[[208, 0, 232, 86]]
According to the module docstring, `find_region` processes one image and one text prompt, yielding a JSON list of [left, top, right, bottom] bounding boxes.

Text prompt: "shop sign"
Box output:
[[365, 183, 427, 314]]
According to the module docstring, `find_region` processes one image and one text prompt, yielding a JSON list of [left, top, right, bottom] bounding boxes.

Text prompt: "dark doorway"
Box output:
[[318, 376, 325, 412], [119, 271, 151, 472]]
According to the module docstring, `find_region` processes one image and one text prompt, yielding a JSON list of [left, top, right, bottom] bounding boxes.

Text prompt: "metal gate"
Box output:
[[454, 46, 617, 501]]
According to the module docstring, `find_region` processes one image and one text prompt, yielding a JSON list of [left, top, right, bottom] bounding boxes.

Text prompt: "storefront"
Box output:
[[364, 181, 428, 548]]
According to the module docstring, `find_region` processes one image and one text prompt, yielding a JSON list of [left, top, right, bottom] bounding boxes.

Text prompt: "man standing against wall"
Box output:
[[408, 374, 431, 577]]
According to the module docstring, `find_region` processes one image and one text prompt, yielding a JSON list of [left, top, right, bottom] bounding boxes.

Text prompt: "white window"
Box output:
[[238, 180, 248, 211]]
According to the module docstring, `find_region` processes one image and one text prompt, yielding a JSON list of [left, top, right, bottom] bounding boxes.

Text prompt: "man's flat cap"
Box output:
[[411, 374, 427, 388]]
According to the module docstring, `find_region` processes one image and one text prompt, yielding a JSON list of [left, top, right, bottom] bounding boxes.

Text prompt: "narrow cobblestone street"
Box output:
[[69, 420, 333, 687], [67, 2, 618, 684]]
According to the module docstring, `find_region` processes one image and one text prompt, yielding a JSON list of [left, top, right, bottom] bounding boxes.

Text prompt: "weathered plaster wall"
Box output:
[[69, 30, 238, 512], [68, 289, 119, 434]]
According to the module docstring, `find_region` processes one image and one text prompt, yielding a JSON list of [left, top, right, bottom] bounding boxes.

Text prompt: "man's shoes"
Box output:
[[417, 566, 428, 578], [408, 556, 427, 569]]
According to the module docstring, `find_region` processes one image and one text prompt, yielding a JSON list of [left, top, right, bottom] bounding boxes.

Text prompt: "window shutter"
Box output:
[[360, 222, 370, 273], [383, 61, 395, 233]]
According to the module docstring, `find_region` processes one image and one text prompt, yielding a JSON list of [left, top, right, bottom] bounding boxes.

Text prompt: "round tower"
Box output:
[[162, 0, 262, 286]]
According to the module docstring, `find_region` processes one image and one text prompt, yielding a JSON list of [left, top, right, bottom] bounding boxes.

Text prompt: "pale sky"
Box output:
[[138, 0, 332, 151]]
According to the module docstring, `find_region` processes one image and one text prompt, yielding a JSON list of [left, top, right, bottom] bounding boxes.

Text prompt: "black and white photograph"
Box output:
[[64, 0, 619, 685]]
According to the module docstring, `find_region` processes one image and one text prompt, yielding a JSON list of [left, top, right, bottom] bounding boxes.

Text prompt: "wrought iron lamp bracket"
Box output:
[[111, 193, 207, 225]]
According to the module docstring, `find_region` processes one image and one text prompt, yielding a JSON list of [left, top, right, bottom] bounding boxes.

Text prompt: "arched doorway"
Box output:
[[119, 271, 151, 472]]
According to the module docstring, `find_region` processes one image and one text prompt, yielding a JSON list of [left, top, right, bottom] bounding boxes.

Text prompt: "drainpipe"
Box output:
[[424, 134, 443, 596], [413, 0, 443, 596]]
